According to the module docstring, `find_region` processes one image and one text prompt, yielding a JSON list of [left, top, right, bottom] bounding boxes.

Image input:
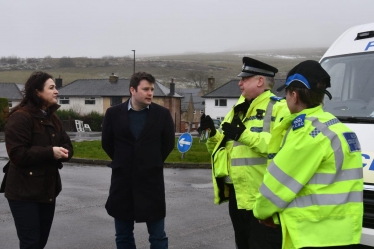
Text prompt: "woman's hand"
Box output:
[[53, 147, 69, 159]]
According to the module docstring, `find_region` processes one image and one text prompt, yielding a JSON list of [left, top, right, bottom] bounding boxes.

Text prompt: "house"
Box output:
[[56, 75, 183, 132], [202, 79, 286, 120], [176, 88, 205, 132], [0, 83, 23, 108]]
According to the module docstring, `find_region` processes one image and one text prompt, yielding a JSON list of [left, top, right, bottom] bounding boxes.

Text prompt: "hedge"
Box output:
[[55, 109, 104, 132], [0, 98, 9, 131]]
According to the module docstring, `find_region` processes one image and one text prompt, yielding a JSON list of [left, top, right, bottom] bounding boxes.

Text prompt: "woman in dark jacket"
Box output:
[[3, 71, 73, 249]]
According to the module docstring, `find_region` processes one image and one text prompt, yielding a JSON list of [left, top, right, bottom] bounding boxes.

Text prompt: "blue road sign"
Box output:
[[177, 133, 193, 153]]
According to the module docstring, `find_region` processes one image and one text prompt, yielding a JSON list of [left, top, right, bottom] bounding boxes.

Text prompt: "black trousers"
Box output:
[[8, 199, 56, 249], [228, 184, 282, 249]]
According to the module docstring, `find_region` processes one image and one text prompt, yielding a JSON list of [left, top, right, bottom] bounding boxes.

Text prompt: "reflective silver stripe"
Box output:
[[306, 117, 344, 184], [268, 163, 304, 194], [280, 126, 292, 149], [260, 183, 289, 209], [309, 168, 363, 184], [243, 65, 275, 76], [262, 100, 276, 133], [287, 191, 363, 208], [233, 141, 241, 147], [231, 157, 267, 166]]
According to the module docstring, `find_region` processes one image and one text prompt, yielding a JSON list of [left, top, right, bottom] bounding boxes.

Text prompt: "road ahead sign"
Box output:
[[177, 133, 193, 153]]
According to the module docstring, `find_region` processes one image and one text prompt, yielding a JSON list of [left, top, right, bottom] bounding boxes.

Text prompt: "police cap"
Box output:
[[237, 57, 278, 78], [277, 60, 332, 99]]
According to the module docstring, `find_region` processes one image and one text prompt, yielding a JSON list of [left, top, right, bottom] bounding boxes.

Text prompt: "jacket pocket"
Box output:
[[18, 167, 46, 200], [212, 147, 230, 178]]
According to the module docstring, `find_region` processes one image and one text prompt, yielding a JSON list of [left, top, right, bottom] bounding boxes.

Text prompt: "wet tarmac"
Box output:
[[0, 159, 234, 249]]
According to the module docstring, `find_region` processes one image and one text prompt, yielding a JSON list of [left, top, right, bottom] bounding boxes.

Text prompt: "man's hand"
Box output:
[[258, 217, 278, 228], [221, 119, 245, 141], [199, 114, 216, 136]]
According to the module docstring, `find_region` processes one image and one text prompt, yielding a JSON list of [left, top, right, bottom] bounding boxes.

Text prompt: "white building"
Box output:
[[57, 75, 182, 115], [203, 79, 286, 120]]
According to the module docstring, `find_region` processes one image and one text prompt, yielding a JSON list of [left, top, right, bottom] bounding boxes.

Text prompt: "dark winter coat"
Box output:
[[102, 100, 175, 222], [4, 104, 73, 203]]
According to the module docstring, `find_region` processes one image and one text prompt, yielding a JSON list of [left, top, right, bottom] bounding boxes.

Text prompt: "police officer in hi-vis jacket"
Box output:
[[200, 57, 289, 249], [253, 60, 363, 249]]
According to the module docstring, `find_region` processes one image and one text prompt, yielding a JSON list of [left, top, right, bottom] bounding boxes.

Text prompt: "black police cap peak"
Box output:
[[237, 57, 278, 78]]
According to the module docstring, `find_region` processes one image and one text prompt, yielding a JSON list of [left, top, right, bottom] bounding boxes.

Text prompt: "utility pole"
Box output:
[[131, 50, 135, 74]]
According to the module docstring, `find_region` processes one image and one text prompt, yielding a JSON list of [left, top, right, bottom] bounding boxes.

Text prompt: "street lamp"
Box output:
[[131, 50, 135, 74]]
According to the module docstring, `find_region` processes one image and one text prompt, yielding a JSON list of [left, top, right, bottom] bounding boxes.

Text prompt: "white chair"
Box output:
[[75, 120, 84, 132], [84, 124, 92, 132]]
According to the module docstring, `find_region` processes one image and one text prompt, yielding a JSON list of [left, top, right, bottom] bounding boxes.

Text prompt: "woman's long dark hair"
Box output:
[[6, 71, 54, 117]]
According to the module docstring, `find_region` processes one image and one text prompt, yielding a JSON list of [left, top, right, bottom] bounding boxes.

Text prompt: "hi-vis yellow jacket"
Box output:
[[253, 105, 363, 249], [206, 90, 289, 210]]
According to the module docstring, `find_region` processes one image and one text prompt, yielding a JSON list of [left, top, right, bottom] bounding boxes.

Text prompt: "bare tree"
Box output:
[[186, 70, 209, 93]]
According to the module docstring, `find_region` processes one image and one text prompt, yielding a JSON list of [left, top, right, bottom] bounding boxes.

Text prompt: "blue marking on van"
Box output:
[[362, 153, 374, 170], [365, 41, 374, 51]]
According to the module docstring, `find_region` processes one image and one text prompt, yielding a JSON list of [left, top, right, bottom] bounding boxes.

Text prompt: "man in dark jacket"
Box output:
[[102, 72, 175, 249]]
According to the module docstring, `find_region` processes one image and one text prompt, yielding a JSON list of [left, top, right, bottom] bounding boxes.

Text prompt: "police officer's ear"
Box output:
[[256, 76, 265, 87], [288, 90, 301, 105]]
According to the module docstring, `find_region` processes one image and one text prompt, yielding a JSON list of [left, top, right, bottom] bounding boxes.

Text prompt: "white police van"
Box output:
[[320, 22, 374, 247]]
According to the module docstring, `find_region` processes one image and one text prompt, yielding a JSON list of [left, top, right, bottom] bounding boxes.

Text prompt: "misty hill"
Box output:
[[0, 47, 327, 88]]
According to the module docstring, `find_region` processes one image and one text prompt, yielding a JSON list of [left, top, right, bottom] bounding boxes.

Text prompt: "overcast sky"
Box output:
[[1, 0, 373, 58]]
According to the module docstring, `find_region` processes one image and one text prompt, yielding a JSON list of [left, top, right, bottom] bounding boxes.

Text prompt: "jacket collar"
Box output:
[[22, 103, 60, 118]]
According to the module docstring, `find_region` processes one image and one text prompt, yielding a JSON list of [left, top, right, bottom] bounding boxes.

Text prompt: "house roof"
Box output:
[[203, 80, 241, 98], [203, 79, 286, 98], [0, 83, 23, 100], [57, 78, 183, 98], [176, 88, 204, 111]]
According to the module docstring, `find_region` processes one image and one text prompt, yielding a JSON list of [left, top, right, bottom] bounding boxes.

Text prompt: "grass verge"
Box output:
[[72, 138, 211, 164]]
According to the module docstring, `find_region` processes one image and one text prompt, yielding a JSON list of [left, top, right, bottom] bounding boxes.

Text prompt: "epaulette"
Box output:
[[270, 96, 284, 102]]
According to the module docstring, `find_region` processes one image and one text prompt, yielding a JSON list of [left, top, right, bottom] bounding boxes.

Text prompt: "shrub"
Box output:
[[55, 109, 103, 132], [0, 98, 9, 131], [55, 108, 81, 121], [82, 111, 104, 131]]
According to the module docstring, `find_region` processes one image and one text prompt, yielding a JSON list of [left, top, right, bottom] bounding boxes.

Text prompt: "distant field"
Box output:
[[0, 47, 327, 87]]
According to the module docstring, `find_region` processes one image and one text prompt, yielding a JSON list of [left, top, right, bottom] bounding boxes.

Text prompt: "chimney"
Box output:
[[169, 78, 175, 96], [208, 76, 215, 92], [109, 73, 119, 83], [55, 76, 63, 89]]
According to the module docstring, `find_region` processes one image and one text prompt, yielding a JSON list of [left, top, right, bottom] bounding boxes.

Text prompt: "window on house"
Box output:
[[217, 117, 225, 121], [215, 99, 227, 107], [110, 97, 122, 106], [59, 97, 70, 105], [85, 97, 96, 105], [193, 110, 196, 114], [8, 101, 12, 107], [200, 110, 204, 114]]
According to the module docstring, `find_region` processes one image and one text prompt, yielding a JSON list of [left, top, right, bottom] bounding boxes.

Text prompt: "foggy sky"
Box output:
[[1, 0, 373, 58]]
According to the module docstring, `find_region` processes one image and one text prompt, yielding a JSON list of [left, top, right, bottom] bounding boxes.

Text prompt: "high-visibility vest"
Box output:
[[206, 91, 289, 209], [253, 105, 363, 249]]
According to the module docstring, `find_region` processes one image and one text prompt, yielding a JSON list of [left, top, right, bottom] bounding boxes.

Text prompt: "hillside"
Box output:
[[0, 47, 327, 88]]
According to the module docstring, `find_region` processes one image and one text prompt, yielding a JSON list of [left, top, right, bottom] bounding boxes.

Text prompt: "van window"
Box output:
[[321, 52, 374, 118]]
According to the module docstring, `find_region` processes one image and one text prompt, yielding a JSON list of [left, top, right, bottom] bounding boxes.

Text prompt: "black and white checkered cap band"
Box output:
[[242, 65, 275, 76]]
